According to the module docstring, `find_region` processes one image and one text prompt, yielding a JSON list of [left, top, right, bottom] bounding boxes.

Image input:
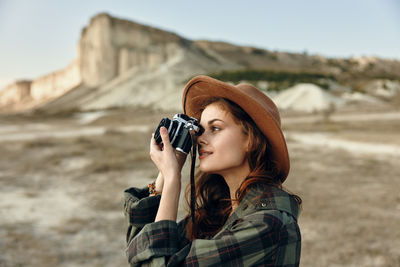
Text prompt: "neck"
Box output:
[[218, 164, 250, 214]]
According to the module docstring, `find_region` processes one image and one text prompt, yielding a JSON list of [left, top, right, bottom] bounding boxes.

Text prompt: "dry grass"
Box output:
[[286, 143, 400, 266]]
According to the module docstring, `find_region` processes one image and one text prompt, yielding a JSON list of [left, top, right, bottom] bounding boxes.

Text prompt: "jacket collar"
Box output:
[[223, 184, 300, 228]]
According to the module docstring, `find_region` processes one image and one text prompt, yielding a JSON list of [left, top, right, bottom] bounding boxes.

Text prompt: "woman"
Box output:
[[124, 75, 301, 266]]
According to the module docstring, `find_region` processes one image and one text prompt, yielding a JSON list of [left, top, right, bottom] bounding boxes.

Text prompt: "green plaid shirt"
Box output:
[[124, 184, 301, 266]]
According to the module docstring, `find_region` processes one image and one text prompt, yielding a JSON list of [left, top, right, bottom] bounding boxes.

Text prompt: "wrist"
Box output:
[[163, 177, 181, 191], [161, 170, 181, 183], [155, 172, 164, 192]]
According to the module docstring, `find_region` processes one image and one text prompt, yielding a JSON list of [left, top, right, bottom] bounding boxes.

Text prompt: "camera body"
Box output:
[[154, 114, 202, 154]]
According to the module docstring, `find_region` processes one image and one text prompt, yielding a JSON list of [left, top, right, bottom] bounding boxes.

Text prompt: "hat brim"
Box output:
[[182, 75, 290, 181]]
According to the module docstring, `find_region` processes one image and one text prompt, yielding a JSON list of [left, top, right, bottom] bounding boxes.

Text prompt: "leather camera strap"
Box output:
[[189, 131, 197, 225]]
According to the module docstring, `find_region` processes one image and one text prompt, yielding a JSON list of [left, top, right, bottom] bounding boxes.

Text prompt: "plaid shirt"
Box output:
[[124, 184, 301, 266]]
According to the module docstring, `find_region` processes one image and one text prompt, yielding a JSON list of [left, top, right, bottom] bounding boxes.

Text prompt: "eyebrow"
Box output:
[[208, 119, 223, 125], [200, 118, 224, 127]]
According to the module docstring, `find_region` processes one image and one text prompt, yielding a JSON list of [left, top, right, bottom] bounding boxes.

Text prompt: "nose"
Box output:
[[197, 132, 208, 145]]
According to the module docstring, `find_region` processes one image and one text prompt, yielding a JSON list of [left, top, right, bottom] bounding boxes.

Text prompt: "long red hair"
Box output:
[[185, 97, 301, 240]]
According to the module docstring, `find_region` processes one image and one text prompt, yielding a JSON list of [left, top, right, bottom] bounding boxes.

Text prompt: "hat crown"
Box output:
[[235, 83, 281, 126]]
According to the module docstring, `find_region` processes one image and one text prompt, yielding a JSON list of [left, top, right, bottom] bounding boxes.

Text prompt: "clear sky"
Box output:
[[0, 0, 399, 89]]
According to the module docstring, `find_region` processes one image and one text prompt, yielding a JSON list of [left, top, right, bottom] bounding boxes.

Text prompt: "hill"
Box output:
[[1, 13, 400, 114]]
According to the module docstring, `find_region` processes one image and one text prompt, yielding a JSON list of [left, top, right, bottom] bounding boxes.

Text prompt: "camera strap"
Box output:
[[189, 130, 197, 225]]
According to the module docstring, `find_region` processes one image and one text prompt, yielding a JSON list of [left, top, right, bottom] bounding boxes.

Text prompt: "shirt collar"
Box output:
[[224, 184, 300, 227]]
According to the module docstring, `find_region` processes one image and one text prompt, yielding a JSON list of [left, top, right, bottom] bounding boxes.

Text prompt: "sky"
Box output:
[[0, 0, 399, 89]]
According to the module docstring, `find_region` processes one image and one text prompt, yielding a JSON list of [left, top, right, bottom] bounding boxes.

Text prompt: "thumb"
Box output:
[[160, 127, 172, 149]]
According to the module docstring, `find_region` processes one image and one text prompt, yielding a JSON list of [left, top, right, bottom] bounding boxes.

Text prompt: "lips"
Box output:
[[199, 149, 212, 159]]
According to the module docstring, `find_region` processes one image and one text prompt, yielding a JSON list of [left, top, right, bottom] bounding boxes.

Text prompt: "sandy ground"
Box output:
[[0, 106, 399, 267]]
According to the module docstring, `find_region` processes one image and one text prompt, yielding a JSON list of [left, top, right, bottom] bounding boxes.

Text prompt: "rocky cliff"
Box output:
[[0, 13, 240, 113], [1, 13, 400, 113], [79, 13, 192, 87]]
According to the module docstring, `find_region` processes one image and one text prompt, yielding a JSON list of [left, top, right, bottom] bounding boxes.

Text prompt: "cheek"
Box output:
[[216, 136, 248, 161], [221, 131, 248, 153], [199, 134, 248, 173]]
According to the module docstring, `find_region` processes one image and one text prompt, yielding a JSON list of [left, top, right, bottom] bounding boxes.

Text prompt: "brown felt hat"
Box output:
[[182, 75, 290, 182]]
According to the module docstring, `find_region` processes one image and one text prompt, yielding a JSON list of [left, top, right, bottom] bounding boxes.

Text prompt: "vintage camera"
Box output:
[[154, 114, 203, 154]]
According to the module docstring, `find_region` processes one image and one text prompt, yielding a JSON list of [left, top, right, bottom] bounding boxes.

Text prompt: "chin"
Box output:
[[199, 165, 209, 173], [199, 163, 215, 173], [199, 164, 224, 175]]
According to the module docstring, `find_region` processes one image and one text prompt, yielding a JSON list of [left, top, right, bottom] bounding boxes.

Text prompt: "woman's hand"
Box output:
[[150, 127, 187, 222], [150, 127, 187, 187]]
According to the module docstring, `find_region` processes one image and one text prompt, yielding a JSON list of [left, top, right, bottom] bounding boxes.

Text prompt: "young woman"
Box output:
[[124, 75, 302, 266]]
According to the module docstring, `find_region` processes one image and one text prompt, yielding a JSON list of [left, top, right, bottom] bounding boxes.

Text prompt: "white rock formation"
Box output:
[[273, 83, 345, 113], [341, 92, 384, 104], [0, 81, 31, 106], [2, 12, 399, 114], [1, 13, 240, 113], [364, 79, 400, 99]]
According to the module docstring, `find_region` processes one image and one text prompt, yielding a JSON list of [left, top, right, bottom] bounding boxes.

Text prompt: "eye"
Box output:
[[211, 126, 221, 132]]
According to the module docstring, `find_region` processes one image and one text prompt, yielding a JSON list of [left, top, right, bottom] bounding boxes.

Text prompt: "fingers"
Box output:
[[159, 127, 172, 151], [149, 128, 180, 177], [150, 127, 172, 155], [150, 133, 157, 152]]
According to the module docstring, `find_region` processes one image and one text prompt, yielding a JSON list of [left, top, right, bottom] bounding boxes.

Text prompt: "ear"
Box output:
[[244, 134, 251, 153]]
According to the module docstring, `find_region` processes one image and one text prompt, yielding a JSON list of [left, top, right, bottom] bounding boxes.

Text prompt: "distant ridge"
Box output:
[[1, 13, 400, 114]]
